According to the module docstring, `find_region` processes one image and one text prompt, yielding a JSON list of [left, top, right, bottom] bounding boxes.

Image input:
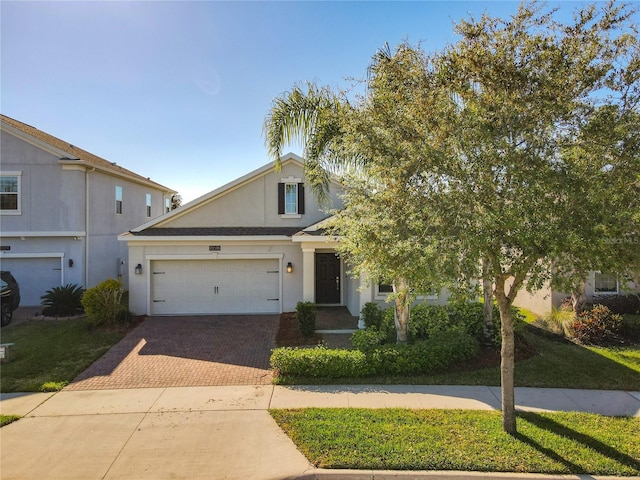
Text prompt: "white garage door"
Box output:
[[0, 257, 62, 306], [151, 259, 280, 315]]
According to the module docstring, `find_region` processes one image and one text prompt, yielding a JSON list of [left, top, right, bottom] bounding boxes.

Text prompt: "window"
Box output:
[[594, 272, 618, 293], [165, 197, 170, 213], [146, 194, 152, 217], [378, 283, 393, 294], [115, 186, 123, 214], [1, 173, 21, 213], [277, 181, 305, 215], [285, 183, 297, 214]]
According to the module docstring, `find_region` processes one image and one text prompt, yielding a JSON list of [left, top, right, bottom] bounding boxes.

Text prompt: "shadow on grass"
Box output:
[[516, 412, 640, 474]]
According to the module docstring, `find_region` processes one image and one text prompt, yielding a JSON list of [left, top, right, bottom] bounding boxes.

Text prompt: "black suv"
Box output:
[[1, 271, 20, 326]]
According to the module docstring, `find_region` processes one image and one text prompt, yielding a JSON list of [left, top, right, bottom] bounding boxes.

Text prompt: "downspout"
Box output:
[[85, 167, 95, 289]]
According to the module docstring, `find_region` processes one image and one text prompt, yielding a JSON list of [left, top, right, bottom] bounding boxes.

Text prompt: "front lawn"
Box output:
[[271, 408, 640, 475], [274, 312, 640, 390], [0, 317, 136, 393]]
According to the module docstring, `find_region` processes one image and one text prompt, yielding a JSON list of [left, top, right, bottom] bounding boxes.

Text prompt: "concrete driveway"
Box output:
[[67, 315, 278, 390]]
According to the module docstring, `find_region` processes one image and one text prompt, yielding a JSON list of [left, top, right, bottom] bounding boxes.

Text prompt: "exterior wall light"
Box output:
[[68, 259, 74, 268], [135, 264, 143, 275], [286, 262, 293, 273]]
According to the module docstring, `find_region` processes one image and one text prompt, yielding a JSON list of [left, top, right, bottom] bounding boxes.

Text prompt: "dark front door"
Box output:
[[315, 253, 341, 304]]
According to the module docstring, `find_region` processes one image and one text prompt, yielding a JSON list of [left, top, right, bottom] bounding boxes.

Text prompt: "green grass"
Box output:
[[0, 415, 20, 427], [277, 313, 640, 390], [0, 317, 133, 393], [270, 408, 640, 475]]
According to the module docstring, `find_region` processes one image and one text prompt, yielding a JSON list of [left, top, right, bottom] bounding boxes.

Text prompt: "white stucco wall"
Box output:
[[126, 240, 304, 315]]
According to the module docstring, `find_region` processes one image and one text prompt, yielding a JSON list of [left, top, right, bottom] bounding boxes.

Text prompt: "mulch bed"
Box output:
[[275, 312, 323, 347]]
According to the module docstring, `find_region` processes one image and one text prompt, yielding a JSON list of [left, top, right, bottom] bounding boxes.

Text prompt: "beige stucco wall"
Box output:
[[158, 160, 343, 229]]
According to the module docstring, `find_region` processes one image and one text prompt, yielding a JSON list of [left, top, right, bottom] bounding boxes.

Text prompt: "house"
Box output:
[[0, 115, 175, 305], [514, 272, 640, 317], [120, 153, 447, 323]]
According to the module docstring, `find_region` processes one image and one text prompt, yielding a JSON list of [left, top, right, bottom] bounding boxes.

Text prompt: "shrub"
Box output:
[[572, 304, 623, 345], [296, 302, 317, 337], [448, 302, 493, 341], [361, 302, 384, 329], [41, 284, 85, 316], [538, 307, 576, 338], [620, 314, 640, 342], [351, 328, 387, 353], [270, 345, 372, 378], [408, 304, 456, 340], [270, 332, 479, 379], [81, 279, 129, 326], [368, 332, 479, 376], [587, 294, 640, 315]]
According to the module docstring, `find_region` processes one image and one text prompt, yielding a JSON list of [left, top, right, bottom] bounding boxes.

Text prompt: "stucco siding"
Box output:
[[161, 160, 342, 229], [0, 237, 85, 305], [126, 241, 303, 315]]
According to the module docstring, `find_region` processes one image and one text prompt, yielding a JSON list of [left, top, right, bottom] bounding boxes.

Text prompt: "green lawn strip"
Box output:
[[0, 318, 130, 393], [0, 415, 20, 427], [270, 408, 640, 475], [276, 325, 640, 389]]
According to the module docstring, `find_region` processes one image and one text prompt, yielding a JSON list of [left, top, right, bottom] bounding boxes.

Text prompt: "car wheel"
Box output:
[[1, 304, 11, 327]]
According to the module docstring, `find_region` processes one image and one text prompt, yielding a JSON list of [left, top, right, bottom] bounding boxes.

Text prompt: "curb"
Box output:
[[295, 469, 638, 480]]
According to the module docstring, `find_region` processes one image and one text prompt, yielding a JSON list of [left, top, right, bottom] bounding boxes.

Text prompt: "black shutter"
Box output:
[[298, 183, 305, 214], [277, 182, 285, 214]]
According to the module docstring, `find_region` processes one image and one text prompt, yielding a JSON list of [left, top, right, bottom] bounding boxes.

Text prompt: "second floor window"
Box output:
[[146, 194, 152, 217], [278, 181, 305, 215], [115, 186, 123, 214], [284, 183, 297, 214], [0, 174, 21, 213]]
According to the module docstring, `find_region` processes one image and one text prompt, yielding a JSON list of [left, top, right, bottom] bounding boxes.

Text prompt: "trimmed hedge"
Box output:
[[296, 301, 317, 337], [270, 332, 479, 379], [271, 345, 372, 378]]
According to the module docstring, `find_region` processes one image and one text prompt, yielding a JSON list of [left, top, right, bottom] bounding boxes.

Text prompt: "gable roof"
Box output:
[[1, 114, 174, 193], [130, 152, 340, 233]]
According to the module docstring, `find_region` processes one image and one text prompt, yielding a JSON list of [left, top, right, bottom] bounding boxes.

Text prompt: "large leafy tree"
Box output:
[[355, 2, 639, 434], [264, 1, 640, 434]]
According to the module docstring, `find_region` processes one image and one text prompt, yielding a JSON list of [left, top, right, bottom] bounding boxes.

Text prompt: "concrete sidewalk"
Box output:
[[1, 385, 639, 480]]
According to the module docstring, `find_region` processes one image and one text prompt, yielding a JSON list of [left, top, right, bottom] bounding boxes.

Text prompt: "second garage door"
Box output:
[[151, 259, 280, 315]]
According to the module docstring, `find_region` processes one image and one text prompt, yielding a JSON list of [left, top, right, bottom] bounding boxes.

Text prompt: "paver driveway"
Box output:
[[66, 315, 278, 390]]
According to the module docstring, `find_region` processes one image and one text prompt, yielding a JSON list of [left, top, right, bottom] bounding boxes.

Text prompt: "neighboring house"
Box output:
[[0, 115, 175, 305], [120, 153, 447, 322], [514, 272, 640, 317]]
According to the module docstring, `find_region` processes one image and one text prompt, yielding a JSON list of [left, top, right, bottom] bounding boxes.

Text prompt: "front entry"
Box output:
[[315, 253, 340, 304]]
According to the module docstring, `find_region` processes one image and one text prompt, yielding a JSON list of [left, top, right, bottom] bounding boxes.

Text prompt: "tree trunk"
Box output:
[[495, 276, 516, 435], [571, 279, 587, 315], [482, 260, 495, 346], [393, 277, 410, 344]]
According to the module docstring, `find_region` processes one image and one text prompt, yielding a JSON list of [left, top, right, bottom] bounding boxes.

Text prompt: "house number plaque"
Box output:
[[209, 246, 221, 251]]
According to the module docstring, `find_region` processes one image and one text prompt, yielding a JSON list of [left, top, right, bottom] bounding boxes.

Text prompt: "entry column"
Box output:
[[302, 247, 315, 302]]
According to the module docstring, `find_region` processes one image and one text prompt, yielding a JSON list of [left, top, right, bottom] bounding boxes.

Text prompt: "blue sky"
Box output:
[[1, 1, 619, 202]]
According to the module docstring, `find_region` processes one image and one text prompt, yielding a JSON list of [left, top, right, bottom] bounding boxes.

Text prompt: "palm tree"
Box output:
[[263, 82, 361, 204]]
